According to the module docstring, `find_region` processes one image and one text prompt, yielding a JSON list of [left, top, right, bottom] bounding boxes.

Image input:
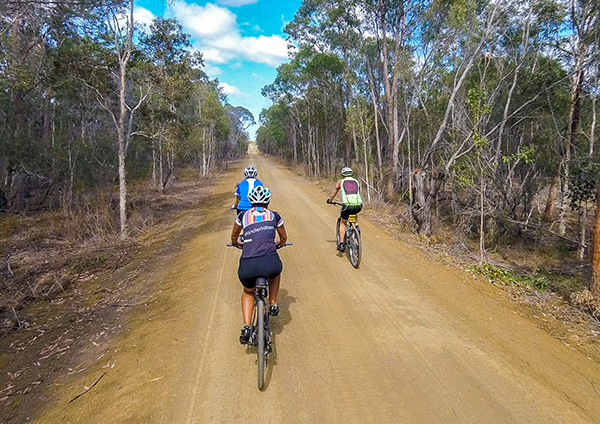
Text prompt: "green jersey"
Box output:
[[337, 177, 363, 206]]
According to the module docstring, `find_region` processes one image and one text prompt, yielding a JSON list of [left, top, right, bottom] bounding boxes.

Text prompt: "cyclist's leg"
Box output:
[[339, 205, 350, 245], [242, 287, 255, 325], [263, 254, 283, 316], [339, 219, 348, 243], [238, 258, 258, 326], [268, 274, 280, 306]]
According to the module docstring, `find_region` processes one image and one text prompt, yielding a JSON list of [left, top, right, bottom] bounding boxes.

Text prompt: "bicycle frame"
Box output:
[[329, 202, 362, 268], [226, 242, 291, 390], [252, 277, 271, 390]]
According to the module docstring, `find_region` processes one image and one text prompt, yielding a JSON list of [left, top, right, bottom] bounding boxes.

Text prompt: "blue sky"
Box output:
[[134, 0, 302, 138]]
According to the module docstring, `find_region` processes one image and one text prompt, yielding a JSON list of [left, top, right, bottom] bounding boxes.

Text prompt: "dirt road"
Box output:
[[38, 155, 600, 423]]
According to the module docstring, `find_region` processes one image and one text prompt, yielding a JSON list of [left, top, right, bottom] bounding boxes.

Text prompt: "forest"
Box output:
[[0, 0, 254, 238], [256, 0, 600, 294]]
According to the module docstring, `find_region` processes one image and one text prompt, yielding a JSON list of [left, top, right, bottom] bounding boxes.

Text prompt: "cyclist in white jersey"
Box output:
[[327, 167, 363, 251]]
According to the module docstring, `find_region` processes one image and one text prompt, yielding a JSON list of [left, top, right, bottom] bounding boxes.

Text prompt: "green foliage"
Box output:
[[567, 158, 599, 210], [502, 145, 536, 165], [465, 264, 551, 291]]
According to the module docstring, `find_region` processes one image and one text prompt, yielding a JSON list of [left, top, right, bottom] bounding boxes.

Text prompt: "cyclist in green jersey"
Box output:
[[327, 167, 363, 251]]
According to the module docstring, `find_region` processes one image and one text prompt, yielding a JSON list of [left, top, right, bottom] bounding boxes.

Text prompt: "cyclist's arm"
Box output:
[[231, 223, 243, 246], [234, 194, 240, 208], [276, 225, 287, 247], [327, 187, 340, 203]]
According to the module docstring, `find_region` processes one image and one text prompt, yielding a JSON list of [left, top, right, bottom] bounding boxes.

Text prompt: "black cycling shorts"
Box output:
[[238, 253, 283, 289], [340, 205, 362, 220]]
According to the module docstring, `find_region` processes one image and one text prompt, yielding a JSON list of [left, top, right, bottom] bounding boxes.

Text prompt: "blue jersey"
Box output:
[[235, 178, 263, 210]]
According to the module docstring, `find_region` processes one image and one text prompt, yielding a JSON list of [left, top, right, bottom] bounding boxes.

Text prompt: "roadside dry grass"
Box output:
[[0, 168, 225, 423], [0, 174, 214, 334]]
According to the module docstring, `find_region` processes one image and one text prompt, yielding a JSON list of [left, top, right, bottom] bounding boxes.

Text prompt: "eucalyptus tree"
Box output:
[[81, 0, 151, 239], [286, 0, 362, 165], [139, 16, 207, 191], [226, 105, 255, 159], [556, 0, 599, 239]]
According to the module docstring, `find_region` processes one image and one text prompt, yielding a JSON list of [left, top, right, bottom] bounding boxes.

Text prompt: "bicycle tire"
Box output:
[[336, 217, 342, 247], [257, 298, 266, 390], [349, 226, 362, 268]]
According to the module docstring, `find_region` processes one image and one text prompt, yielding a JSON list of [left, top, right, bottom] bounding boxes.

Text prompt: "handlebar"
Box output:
[[327, 200, 344, 206], [227, 242, 292, 249]]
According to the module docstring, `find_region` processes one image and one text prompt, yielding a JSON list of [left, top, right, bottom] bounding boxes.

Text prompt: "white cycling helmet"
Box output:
[[248, 186, 272, 205], [244, 166, 258, 178], [341, 166, 353, 177]]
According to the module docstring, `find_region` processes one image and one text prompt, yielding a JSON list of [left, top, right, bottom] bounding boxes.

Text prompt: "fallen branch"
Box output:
[[109, 296, 152, 308], [68, 372, 106, 403], [12, 308, 22, 330]]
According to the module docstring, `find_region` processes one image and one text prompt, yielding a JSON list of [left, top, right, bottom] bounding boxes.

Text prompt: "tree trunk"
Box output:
[[152, 139, 157, 190], [118, 61, 128, 239], [116, 0, 135, 240], [479, 163, 486, 265], [371, 87, 384, 183], [411, 169, 444, 236], [545, 176, 558, 220], [592, 179, 600, 297], [578, 206, 587, 261], [159, 134, 164, 190], [361, 120, 371, 204]]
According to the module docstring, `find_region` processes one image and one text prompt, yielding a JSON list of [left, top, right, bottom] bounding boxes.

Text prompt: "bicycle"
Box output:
[[328, 201, 362, 268], [227, 242, 291, 390]]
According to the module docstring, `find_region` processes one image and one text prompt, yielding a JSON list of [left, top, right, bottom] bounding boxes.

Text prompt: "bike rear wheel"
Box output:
[[348, 226, 362, 268], [256, 298, 266, 390]]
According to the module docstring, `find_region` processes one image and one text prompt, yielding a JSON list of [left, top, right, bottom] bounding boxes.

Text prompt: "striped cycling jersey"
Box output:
[[235, 178, 263, 210], [236, 207, 284, 259]]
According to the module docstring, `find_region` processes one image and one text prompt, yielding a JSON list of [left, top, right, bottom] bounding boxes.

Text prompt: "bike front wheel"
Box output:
[[348, 226, 362, 268], [256, 298, 266, 390], [336, 217, 342, 247]]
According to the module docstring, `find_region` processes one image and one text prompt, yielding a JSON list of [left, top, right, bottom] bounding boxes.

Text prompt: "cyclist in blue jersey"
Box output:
[[327, 167, 363, 251], [231, 186, 288, 345], [233, 166, 263, 217]]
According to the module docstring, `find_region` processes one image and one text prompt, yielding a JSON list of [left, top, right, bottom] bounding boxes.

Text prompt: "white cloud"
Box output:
[[201, 47, 235, 64], [168, 0, 288, 68], [204, 63, 223, 77], [170, 2, 237, 39], [220, 82, 243, 97], [134, 6, 155, 27], [217, 0, 259, 6], [237, 35, 287, 66]]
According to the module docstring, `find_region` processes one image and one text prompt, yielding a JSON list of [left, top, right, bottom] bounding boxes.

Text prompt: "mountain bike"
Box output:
[[227, 242, 291, 390], [328, 201, 362, 268]]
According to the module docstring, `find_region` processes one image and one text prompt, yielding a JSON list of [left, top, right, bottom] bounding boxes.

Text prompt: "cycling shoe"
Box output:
[[268, 304, 279, 316], [239, 325, 252, 345]]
